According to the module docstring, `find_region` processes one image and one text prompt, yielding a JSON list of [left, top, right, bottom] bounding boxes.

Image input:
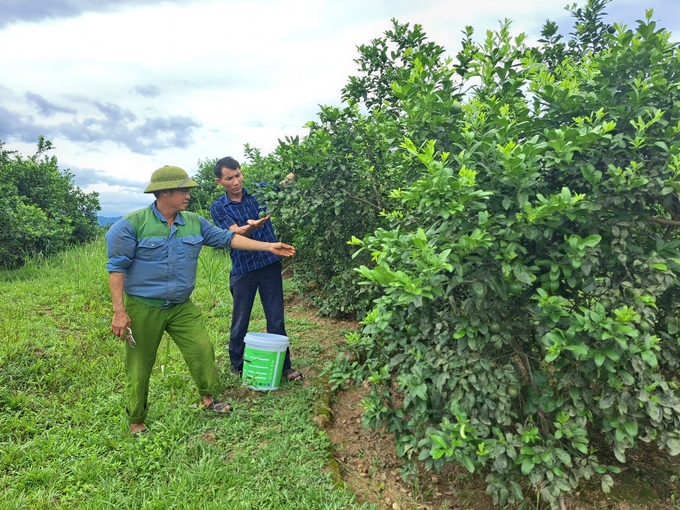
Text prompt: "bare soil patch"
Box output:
[[325, 382, 495, 510]]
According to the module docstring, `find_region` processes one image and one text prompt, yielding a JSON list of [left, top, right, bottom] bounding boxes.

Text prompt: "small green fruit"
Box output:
[[258, 211, 267, 219], [489, 322, 501, 334], [450, 101, 462, 115], [508, 281, 523, 295], [508, 385, 519, 398], [639, 319, 652, 332], [406, 324, 419, 337]]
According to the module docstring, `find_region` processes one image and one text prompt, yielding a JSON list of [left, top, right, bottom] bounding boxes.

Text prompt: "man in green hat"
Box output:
[[106, 165, 295, 437]]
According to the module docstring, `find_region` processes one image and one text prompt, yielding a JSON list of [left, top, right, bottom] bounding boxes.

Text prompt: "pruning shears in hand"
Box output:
[[125, 327, 136, 348]]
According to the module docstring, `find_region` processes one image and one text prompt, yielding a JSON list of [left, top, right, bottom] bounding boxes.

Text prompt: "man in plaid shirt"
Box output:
[[210, 156, 304, 382]]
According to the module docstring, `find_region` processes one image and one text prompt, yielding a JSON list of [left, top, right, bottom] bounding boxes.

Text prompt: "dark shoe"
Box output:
[[230, 365, 243, 376], [283, 369, 304, 382], [204, 399, 233, 414]]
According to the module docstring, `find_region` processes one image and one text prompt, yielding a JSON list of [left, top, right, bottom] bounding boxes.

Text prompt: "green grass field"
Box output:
[[0, 238, 370, 509]]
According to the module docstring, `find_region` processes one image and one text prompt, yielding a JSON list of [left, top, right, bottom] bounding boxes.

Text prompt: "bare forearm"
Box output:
[[108, 272, 131, 339], [229, 224, 254, 237], [230, 234, 276, 252], [229, 234, 296, 257], [108, 272, 126, 313]]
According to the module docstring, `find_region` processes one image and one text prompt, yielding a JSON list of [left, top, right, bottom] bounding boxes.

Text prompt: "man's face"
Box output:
[[165, 188, 191, 211], [215, 167, 243, 199]]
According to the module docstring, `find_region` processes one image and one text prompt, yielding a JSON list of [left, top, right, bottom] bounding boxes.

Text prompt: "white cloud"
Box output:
[[1, 0, 678, 215]]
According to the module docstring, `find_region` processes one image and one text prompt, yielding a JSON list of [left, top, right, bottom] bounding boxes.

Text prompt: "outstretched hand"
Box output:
[[246, 216, 269, 229], [270, 242, 296, 257]]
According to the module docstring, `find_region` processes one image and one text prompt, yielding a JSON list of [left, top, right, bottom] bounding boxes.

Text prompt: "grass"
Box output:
[[0, 238, 371, 509], [4, 238, 680, 510]]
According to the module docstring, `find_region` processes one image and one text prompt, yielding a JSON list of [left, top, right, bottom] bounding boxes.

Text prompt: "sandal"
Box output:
[[283, 369, 304, 382], [204, 399, 233, 414]]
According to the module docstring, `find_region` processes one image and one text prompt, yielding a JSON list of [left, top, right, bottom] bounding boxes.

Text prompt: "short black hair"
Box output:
[[214, 156, 240, 178]]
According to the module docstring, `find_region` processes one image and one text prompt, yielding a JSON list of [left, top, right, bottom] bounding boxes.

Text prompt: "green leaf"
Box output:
[[623, 421, 638, 438], [521, 458, 535, 475], [647, 402, 661, 421], [599, 393, 616, 409], [641, 350, 658, 368], [565, 344, 588, 357], [554, 448, 572, 467], [431, 448, 446, 460], [513, 265, 533, 284], [569, 386, 580, 401], [667, 437, 680, 456], [556, 478, 571, 491], [460, 454, 475, 473], [619, 370, 634, 385], [654, 141, 670, 152], [582, 235, 602, 248], [510, 481, 523, 501], [430, 434, 448, 449], [613, 445, 626, 463], [603, 349, 620, 362], [594, 351, 605, 367], [414, 383, 428, 400], [574, 442, 588, 455], [545, 351, 560, 362]]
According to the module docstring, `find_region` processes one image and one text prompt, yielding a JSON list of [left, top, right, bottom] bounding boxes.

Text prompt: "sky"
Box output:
[[1, 0, 679, 216]]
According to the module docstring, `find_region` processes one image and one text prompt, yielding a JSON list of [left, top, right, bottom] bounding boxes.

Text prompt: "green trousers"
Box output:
[[124, 296, 222, 424]]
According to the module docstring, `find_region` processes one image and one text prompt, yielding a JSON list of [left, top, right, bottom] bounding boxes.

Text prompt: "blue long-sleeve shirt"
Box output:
[[106, 202, 234, 307]]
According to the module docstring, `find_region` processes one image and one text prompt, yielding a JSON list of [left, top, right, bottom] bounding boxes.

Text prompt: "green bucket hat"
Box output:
[[144, 165, 199, 193]]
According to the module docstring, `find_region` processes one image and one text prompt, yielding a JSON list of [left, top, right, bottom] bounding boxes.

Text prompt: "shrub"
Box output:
[[345, 1, 680, 507], [0, 137, 100, 267]]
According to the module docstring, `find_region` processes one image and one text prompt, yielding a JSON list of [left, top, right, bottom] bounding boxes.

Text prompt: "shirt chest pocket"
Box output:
[[136, 237, 167, 262], [181, 234, 204, 260]]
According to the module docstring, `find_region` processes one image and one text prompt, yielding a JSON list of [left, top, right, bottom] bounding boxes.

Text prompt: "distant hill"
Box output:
[[97, 216, 122, 226]]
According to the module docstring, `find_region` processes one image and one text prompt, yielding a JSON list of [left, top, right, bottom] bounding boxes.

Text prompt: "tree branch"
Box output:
[[317, 180, 382, 211], [647, 216, 680, 227], [348, 194, 382, 211], [663, 225, 674, 241], [511, 339, 550, 436]]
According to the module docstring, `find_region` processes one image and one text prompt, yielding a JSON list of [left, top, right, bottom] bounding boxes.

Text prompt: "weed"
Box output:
[[197, 246, 231, 309]]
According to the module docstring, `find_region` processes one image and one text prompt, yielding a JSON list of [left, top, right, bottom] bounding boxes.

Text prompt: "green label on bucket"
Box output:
[[242, 346, 286, 391]]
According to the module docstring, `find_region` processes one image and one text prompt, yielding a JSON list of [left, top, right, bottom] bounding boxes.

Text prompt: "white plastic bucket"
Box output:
[[242, 332, 289, 391]]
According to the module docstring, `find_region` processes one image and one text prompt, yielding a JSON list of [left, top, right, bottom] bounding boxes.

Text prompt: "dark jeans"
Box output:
[[229, 261, 291, 373]]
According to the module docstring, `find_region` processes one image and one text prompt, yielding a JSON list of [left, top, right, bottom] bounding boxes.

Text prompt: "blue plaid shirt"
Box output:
[[210, 188, 282, 275]]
